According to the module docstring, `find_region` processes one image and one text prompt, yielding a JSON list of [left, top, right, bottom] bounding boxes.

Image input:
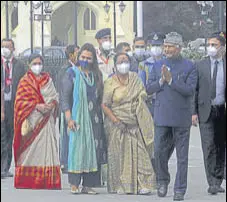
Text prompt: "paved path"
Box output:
[[1, 126, 226, 201]]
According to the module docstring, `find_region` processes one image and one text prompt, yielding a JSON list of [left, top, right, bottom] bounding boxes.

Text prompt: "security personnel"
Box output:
[[139, 32, 166, 118], [95, 28, 115, 81]]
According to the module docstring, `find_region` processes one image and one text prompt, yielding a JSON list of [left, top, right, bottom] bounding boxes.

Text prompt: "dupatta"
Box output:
[[67, 66, 97, 173]]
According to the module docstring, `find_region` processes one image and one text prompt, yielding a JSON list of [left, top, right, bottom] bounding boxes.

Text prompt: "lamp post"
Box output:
[[104, 1, 126, 49], [5, 1, 9, 38], [30, 1, 34, 54], [33, 1, 52, 57], [13, 1, 52, 55]]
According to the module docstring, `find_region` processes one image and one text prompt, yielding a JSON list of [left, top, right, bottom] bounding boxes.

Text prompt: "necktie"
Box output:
[[211, 60, 218, 100], [4, 61, 10, 94]]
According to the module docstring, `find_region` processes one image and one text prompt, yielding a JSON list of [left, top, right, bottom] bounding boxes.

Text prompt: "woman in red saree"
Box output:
[[13, 54, 61, 189]]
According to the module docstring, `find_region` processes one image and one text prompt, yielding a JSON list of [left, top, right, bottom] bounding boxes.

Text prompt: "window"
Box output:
[[11, 7, 18, 31], [83, 8, 96, 30]]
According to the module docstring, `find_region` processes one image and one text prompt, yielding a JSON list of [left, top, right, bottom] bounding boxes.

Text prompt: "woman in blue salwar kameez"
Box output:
[[61, 43, 106, 194]]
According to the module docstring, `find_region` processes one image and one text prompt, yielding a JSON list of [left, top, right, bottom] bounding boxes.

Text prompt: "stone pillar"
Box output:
[[137, 1, 143, 37]]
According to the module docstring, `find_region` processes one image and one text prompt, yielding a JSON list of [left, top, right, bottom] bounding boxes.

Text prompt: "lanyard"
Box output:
[[2, 57, 13, 75], [96, 49, 109, 64]]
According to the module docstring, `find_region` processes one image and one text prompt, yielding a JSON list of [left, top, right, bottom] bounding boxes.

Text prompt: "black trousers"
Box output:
[[1, 101, 14, 173], [154, 126, 190, 194], [1, 121, 8, 173], [199, 105, 226, 187], [59, 115, 69, 170], [68, 172, 99, 187]]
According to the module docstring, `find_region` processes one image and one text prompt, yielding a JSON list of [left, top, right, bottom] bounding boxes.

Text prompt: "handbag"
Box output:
[[21, 119, 32, 136]]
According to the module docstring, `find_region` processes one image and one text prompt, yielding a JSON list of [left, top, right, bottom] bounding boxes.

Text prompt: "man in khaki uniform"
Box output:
[[95, 28, 115, 186], [95, 28, 115, 81]]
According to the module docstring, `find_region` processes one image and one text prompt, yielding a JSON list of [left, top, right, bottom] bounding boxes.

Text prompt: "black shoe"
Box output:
[[157, 184, 168, 197], [217, 186, 225, 193], [5, 171, 13, 177], [61, 165, 68, 174], [173, 192, 184, 201], [207, 186, 218, 195], [61, 168, 68, 174]]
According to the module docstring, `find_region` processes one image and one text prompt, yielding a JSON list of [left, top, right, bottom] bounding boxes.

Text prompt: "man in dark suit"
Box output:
[[147, 32, 197, 201], [1, 38, 25, 178], [56, 44, 79, 173], [192, 32, 226, 195]]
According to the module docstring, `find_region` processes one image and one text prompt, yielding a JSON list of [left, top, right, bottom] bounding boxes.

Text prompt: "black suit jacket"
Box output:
[[1, 57, 26, 110], [193, 56, 226, 123], [56, 62, 72, 112]]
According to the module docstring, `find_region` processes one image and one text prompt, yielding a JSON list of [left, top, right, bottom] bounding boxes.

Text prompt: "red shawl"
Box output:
[[13, 70, 50, 164]]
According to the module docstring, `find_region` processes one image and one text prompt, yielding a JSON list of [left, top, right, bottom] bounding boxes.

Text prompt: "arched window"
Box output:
[[11, 7, 18, 31], [83, 8, 96, 30]]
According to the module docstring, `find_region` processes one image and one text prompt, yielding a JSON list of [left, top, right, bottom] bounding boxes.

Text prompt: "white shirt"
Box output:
[[210, 57, 225, 105], [96, 48, 115, 81], [2, 56, 13, 101]]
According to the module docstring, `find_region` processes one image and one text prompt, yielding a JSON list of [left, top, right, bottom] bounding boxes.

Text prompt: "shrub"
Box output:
[[181, 48, 205, 61]]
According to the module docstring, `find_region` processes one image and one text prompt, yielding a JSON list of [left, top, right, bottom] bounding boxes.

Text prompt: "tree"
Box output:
[[143, 1, 226, 42]]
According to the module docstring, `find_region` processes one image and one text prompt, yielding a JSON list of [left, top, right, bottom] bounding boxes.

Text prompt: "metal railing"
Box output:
[[17, 55, 68, 87]]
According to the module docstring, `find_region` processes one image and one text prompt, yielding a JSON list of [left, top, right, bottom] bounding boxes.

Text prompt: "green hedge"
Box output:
[[181, 49, 205, 61]]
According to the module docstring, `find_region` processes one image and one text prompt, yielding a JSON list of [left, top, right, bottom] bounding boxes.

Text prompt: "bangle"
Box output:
[[114, 120, 121, 125]]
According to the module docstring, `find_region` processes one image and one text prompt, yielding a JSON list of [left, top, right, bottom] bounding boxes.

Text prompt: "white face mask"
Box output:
[[1, 47, 11, 58], [150, 46, 163, 57], [207, 46, 218, 57], [134, 48, 145, 56], [31, 64, 43, 75], [116, 62, 130, 74], [102, 41, 112, 51], [126, 51, 133, 57]]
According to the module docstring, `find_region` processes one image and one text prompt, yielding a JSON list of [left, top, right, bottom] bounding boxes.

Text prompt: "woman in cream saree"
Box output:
[[13, 54, 61, 189], [102, 53, 156, 195]]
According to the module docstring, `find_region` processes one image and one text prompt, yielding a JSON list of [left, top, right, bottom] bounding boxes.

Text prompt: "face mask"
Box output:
[[1, 47, 11, 58], [126, 51, 133, 57], [207, 46, 218, 57], [78, 60, 89, 68], [31, 64, 43, 75], [116, 62, 130, 74], [134, 48, 145, 56], [102, 41, 112, 51], [150, 46, 163, 57]]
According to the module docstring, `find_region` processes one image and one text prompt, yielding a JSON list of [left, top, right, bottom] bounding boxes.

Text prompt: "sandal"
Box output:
[[138, 188, 151, 195], [71, 185, 80, 194], [81, 187, 97, 195]]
